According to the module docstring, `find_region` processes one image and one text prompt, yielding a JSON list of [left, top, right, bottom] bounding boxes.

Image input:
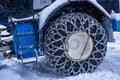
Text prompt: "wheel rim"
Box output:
[[64, 32, 94, 61]]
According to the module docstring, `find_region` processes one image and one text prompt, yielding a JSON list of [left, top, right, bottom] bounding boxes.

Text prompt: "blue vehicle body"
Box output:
[[0, 21, 43, 60], [111, 19, 120, 31], [111, 13, 120, 31], [11, 22, 43, 59]]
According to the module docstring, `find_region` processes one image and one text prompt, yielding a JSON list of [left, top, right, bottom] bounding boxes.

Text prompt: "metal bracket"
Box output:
[[20, 48, 39, 64]]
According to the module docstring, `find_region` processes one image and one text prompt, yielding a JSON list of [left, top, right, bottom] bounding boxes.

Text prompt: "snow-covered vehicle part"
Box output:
[[0, 25, 12, 55], [0, 25, 12, 58], [110, 13, 120, 31], [9, 20, 45, 63], [40, 0, 113, 42], [0, 0, 114, 76]]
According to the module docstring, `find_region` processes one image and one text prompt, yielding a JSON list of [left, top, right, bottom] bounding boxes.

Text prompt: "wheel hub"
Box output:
[[65, 32, 93, 61], [70, 39, 79, 50]]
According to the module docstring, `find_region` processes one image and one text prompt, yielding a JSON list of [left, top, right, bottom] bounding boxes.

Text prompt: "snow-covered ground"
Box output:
[[0, 32, 120, 80]]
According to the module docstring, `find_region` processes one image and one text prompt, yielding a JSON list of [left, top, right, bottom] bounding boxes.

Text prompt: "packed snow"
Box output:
[[0, 32, 120, 80]]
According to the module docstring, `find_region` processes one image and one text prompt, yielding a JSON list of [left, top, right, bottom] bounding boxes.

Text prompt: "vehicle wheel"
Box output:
[[44, 13, 107, 76]]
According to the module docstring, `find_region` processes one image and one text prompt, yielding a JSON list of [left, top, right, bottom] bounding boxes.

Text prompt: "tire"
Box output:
[[44, 13, 107, 76]]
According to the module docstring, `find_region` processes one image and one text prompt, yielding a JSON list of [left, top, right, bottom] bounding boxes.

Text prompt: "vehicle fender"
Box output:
[[39, 0, 110, 29], [40, 0, 114, 42]]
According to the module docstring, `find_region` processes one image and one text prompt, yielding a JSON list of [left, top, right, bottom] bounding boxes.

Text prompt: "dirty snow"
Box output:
[[0, 32, 120, 80]]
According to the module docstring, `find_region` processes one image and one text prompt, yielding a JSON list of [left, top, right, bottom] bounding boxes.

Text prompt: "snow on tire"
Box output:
[[44, 13, 107, 76]]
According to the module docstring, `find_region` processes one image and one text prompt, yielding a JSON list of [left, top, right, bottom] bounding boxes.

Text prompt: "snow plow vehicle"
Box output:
[[0, 0, 114, 76]]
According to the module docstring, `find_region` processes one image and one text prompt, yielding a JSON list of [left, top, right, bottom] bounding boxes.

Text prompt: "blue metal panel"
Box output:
[[111, 19, 120, 31], [11, 22, 42, 59]]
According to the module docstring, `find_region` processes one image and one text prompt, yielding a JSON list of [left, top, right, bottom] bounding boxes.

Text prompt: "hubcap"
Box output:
[[64, 32, 93, 61]]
